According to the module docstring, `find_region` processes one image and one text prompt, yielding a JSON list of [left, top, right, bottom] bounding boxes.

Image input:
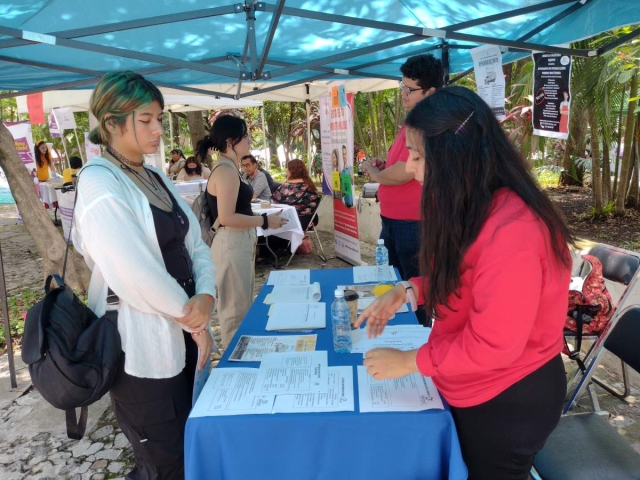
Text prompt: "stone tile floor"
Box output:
[[0, 228, 638, 478]]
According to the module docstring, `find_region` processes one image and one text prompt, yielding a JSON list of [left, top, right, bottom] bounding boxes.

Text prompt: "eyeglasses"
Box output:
[[399, 81, 423, 95], [241, 163, 252, 169]]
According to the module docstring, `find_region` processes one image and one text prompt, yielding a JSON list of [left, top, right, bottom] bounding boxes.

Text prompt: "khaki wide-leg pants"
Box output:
[[211, 226, 257, 349]]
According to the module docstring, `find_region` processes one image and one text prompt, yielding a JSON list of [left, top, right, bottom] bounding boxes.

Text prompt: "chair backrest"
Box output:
[[604, 305, 640, 373], [588, 244, 640, 306]]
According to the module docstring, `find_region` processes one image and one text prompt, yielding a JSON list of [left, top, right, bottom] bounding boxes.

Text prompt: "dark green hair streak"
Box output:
[[88, 71, 164, 145]]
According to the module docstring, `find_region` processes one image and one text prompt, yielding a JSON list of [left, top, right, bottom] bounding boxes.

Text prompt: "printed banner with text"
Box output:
[[471, 45, 506, 120], [4, 121, 36, 172], [532, 52, 572, 139], [328, 85, 361, 265]]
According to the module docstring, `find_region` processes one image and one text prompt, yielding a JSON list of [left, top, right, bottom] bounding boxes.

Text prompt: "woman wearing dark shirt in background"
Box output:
[[197, 116, 286, 349]]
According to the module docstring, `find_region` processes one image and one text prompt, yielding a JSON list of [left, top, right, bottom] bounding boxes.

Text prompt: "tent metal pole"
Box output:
[[519, 0, 591, 42], [306, 84, 312, 171], [245, 3, 259, 77], [0, 241, 17, 390], [446, 0, 578, 33], [0, 5, 243, 50], [239, 73, 335, 98], [264, 35, 424, 79], [352, 44, 443, 71], [598, 27, 640, 55], [442, 43, 450, 85], [256, 0, 286, 78], [0, 26, 243, 79]]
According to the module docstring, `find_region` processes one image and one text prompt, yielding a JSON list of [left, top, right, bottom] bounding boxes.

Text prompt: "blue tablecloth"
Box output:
[[185, 268, 468, 480]]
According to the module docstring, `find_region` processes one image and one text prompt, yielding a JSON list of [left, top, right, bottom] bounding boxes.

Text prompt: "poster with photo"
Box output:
[[328, 84, 361, 266], [532, 52, 572, 139]]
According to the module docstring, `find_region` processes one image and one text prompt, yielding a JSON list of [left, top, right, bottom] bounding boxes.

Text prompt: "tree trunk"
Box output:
[[367, 93, 379, 159], [186, 111, 207, 157], [353, 109, 367, 157], [588, 106, 603, 215], [0, 123, 91, 291], [613, 85, 626, 199], [602, 140, 611, 203], [170, 112, 180, 148], [377, 99, 387, 154], [627, 141, 639, 209], [560, 108, 587, 186], [615, 70, 638, 216]]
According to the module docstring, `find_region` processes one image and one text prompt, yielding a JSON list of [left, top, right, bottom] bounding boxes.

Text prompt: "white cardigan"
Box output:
[[72, 157, 217, 379]]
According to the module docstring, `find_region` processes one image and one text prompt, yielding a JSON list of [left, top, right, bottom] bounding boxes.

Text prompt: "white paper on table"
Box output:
[[351, 326, 431, 354], [251, 351, 329, 396], [228, 334, 317, 362], [356, 296, 408, 315], [352, 265, 398, 284], [189, 368, 275, 417], [267, 269, 311, 286], [357, 366, 443, 412], [192, 350, 211, 408], [266, 303, 326, 331], [264, 282, 322, 304], [272, 366, 354, 413]]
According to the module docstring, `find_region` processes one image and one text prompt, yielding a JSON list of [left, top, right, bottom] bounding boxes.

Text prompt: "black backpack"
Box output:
[[21, 171, 122, 440], [190, 165, 222, 247]]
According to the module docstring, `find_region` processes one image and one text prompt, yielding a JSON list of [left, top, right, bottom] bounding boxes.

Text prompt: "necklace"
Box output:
[[107, 150, 185, 225], [106, 146, 144, 168]]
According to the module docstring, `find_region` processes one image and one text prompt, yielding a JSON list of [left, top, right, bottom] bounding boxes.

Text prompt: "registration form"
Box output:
[[357, 366, 444, 412], [272, 366, 354, 413], [351, 326, 431, 354], [251, 351, 328, 396], [267, 269, 311, 286], [190, 368, 275, 417]]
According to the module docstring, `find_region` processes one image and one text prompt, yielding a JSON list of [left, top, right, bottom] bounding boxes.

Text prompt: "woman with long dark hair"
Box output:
[[197, 115, 286, 348], [356, 86, 573, 479], [34, 140, 54, 182]]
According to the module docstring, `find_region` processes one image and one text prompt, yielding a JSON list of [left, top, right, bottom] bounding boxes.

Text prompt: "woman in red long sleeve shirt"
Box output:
[[356, 86, 573, 480]]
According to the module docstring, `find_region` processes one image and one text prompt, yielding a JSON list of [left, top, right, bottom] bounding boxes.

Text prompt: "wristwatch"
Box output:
[[399, 281, 418, 312], [261, 213, 269, 229]]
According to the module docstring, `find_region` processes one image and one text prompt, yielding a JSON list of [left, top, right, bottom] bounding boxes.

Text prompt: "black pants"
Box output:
[[450, 355, 566, 480], [379, 216, 429, 326], [110, 331, 198, 480]]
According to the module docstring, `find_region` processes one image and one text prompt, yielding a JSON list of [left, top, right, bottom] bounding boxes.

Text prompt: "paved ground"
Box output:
[[0, 211, 638, 478]]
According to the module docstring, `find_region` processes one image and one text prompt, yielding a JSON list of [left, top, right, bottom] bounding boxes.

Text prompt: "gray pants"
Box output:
[[211, 226, 257, 349]]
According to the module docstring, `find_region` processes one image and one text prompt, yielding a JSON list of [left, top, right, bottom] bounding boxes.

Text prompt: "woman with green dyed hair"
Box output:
[[73, 70, 217, 479]]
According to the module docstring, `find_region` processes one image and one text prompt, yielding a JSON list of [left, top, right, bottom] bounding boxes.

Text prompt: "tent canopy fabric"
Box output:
[[14, 91, 263, 113], [0, 1, 638, 101]]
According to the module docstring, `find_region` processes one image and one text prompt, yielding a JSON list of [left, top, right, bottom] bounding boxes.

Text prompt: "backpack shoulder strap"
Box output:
[[66, 407, 88, 440]]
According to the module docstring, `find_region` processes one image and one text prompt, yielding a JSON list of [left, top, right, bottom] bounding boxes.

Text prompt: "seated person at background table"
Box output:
[[241, 154, 271, 201], [356, 87, 573, 480], [262, 159, 321, 256], [34, 140, 54, 182], [198, 116, 286, 349], [167, 148, 187, 176], [258, 160, 276, 192], [176, 156, 211, 182], [271, 159, 320, 231], [62, 155, 83, 186]]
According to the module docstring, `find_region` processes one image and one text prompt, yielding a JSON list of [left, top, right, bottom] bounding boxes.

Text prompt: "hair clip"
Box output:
[[455, 111, 475, 135]]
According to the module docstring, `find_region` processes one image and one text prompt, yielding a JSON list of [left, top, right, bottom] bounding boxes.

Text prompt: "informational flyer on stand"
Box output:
[[470, 45, 506, 119], [532, 52, 572, 139]]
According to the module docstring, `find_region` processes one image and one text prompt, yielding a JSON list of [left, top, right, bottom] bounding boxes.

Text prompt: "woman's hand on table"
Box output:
[[191, 329, 213, 371], [363, 348, 418, 380], [176, 294, 215, 331], [354, 284, 407, 338]]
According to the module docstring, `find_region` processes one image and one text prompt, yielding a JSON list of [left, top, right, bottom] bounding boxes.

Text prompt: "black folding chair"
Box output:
[[533, 305, 640, 480], [285, 206, 326, 268], [565, 243, 640, 411]]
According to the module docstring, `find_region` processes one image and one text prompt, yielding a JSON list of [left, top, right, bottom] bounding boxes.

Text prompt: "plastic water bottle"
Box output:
[[376, 239, 389, 282], [331, 289, 352, 353]]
